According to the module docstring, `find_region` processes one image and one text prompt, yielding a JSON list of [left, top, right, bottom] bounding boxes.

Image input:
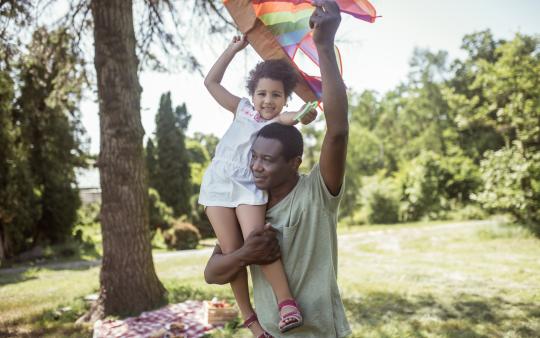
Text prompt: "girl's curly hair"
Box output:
[[246, 59, 299, 98]]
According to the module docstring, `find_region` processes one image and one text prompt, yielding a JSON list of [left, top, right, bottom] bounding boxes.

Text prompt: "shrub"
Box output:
[[360, 174, 400, 225], [394, 151, 448, 221], [149, 188, 174, 235], [164, 221, 201, 250], [472, 145, 540, 235], [190, 194, 215, 238], [76, 202, 100, 225], [445, 203, 488, 221]]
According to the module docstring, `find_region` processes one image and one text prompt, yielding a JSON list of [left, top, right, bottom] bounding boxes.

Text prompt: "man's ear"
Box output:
[[290, 156, 302, 170]]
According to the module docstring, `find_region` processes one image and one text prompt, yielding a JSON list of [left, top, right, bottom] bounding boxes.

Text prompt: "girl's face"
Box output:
[[252, 77, 287, 120]]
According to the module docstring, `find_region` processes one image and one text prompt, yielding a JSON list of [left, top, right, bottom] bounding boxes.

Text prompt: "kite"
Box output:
[[224, 0, 378, 103]]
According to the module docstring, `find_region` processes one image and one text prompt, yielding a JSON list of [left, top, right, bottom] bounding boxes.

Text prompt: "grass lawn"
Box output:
[[1, 220, 539, 337]]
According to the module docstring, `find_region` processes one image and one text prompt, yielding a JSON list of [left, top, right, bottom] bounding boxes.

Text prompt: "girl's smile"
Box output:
[[252, 77, 286, 120]]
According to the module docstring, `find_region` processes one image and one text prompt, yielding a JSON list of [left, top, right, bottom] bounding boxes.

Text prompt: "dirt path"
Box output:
[[1, 220, 494, 276], [0, 247, 213, 275]]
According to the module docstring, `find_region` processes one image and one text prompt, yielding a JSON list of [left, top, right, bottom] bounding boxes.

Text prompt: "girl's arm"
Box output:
[[204, 35, 248, 114], [272, 111, 298, 126], [272, 103, 318, 125]]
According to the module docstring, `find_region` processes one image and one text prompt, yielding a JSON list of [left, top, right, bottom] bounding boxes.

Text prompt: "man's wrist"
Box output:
[[232, 248, 249, 267], [316, 43, 335, 54]]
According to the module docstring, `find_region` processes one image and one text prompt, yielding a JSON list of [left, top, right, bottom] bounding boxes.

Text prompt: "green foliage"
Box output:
[[396, 151, 450, 221], [445, 203, 487, 221], [340, 91, 385, 220], [299, 122, 324, 172], [149, 188, 174, 234], [153, 92, 192, 217], [339, 31, 538, 232], [0, 70, 40, 259], [163, 221, 201, 250], [186, 138, 210, 192], [145, 138, 158, 190], [447, 31, 540, 234], [16, 27, 87, 244], [75, 202, 100, 226], [473, 145, 540, 235], [189, 194, 215, 238], [1, 26, 87, 261], [473, 34, 540, 147], [72, 203, 101, 258], [362, 175, 400, 225], [190, 132, 219, 159]]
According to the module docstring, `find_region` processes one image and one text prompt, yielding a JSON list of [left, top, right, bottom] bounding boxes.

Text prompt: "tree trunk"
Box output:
[[0, 226, 5, 265], [88, 0, 166, 319]]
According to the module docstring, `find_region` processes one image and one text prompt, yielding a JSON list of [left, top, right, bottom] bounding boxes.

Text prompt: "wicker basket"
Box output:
[[203, 299, 239, 325]]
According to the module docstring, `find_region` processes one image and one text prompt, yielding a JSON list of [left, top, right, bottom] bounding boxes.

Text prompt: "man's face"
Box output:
[[250, 137, 299, 190]]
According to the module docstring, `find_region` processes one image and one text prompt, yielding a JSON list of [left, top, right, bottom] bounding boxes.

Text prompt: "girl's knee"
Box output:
[[218, 237, 244, 254]]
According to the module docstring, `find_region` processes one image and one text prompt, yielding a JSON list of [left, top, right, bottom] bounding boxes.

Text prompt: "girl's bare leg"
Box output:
[[205, 206, 264, 337], [236, 205, 297, 317]]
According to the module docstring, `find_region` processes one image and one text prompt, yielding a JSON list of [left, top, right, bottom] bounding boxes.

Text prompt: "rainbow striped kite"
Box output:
[[224, 0, 378, 102]]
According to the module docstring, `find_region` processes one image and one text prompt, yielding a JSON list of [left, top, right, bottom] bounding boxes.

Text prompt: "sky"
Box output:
[[80, 0, 540, 155]]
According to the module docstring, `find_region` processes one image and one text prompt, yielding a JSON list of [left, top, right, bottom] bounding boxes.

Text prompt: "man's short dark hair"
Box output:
[[246, 59, 299, 99], [256, 123, 303, 160]]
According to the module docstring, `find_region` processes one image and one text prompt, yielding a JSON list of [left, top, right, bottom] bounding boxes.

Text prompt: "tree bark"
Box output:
[[88, 0, 166, 319], [0, 226, 5, 264]]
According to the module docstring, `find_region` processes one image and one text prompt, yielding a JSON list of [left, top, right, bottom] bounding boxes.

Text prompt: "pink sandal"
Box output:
[[278, 299, 303, 333], [243, 313, 274, 338]]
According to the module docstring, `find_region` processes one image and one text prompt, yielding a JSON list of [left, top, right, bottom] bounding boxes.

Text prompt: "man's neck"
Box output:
[[267, 174, 300, 209]]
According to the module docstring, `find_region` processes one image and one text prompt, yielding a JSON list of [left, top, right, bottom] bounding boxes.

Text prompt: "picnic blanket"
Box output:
[[93, 300, 220, 338]]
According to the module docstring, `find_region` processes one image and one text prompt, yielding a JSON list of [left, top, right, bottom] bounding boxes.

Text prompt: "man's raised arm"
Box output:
[[310, 0, 348, 195]]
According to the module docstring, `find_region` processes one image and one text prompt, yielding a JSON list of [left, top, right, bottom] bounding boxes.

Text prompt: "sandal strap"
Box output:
[[278, 298, 299, 310], [242, 312, 258, 328], [281, 310, 302, 320], [258, 333, 273, 338]]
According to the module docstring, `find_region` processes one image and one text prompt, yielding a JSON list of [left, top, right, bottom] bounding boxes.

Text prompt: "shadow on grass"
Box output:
[[0, 273, 38, 286], [345, 291, 540, 338], [0, 297, 93, 338], [0, 283, 235, 338], [0, 260, 101, 287]]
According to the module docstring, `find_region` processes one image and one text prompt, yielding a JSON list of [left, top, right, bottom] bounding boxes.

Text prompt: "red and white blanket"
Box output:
[[93, 300, 220, 338]]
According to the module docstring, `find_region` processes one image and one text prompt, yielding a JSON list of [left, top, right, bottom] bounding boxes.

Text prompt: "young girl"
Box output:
[[199, 35, 315, 338]]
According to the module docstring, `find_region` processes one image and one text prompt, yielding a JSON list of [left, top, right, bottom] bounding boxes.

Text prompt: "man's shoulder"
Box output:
[[296, 163, 344, 209]]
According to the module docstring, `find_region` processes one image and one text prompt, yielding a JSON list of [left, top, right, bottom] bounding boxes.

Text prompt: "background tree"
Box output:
[[186, 138, 210, 193], [190, 131, 219, 159], [1, 20, 87, 262], [154, 92, 192, 217], [83, 0, 229, 320], [16, 27, 87, 244], [84, 0, 227, 319], [145, 138, 158, 189], [0, 0, 36, 264], [460, 33, 540, 233], [2, 0, 229, 319], [446, 30, 506, 162], [185, 136, 215, 238], [0, 65, 38, 262], [88, 0, 166, 320]]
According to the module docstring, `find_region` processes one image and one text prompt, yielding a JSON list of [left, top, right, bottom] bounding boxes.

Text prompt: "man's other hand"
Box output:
[[238, 223, 280, 266]]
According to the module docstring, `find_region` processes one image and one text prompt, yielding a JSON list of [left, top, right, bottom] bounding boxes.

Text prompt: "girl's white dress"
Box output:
[[198, 98, 272, 207]]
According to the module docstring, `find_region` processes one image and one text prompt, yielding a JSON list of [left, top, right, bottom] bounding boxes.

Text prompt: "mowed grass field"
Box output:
[[1, 220, 539, 337]]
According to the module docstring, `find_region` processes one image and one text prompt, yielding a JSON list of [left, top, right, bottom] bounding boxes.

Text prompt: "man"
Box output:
[[204, 1, 350, 337]]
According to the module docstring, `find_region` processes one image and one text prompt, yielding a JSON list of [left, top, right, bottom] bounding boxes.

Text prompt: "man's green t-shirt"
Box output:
[[250, 164, 351, 337]]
